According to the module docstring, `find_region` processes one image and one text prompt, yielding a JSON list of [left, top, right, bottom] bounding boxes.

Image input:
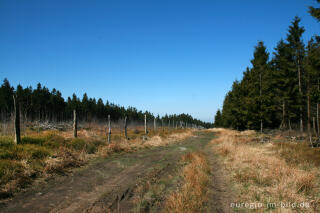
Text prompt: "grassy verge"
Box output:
[[0, 126, 193, 199], [210, 128, 320, 212], [163, 152, 210, 213], [0, 132, 103, 198]]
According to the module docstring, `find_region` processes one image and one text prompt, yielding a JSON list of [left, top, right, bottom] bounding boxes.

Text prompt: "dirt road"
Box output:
[[1, 131, 233, 213]]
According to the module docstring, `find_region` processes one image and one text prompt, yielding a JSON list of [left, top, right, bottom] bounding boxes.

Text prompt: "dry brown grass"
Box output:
[[211, 129, 320, 212], [97, 129, 194, 158], [164, 152, 210, 213], [0, 125, 194, 199], [274, 142, 320, 167]]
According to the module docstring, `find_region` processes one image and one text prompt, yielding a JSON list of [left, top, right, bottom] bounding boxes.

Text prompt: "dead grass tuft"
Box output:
[[296, 173, 316, 194], [44, 147, 85, 174], [274, 142, 320, 166], [164, 152, 209, 213], [211, 129, 320, 212]]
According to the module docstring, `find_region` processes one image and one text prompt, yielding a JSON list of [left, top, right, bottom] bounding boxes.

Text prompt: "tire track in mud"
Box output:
[[1, 132, 215, 213]]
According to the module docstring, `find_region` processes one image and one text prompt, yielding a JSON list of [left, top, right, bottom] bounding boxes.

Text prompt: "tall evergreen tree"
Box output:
[[272, 39, 298, 130], [214, 109, 223, 127], [286, 16, 305, 132], [250, 41, 270, 132], [305, 36, 320, 135], [0, 79, 14, 120]]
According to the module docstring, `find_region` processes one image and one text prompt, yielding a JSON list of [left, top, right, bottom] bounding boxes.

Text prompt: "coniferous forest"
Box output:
[[2, 2, 320, 212], [0, 78, 211, 128], [214, 10, 320, 132]]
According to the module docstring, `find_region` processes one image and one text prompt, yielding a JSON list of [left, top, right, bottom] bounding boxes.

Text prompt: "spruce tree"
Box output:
[[214, 109, 223, 127], [272, 40, 298, 129], [250, 41, 270, 132], [305, 36, 320, 135], [286, 16, 305, 132], [309, 0, 320, 21]]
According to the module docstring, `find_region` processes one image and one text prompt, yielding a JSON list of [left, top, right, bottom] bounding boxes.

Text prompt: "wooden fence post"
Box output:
[[124, 116, 128, 139], [144, 114, 147, 135], [108, 114, 111, 143], [13, 94, 21, 144], [73, 109, 77, 138]]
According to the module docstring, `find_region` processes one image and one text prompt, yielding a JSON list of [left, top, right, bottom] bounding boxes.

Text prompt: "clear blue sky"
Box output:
[[0, 0, 319, 122]]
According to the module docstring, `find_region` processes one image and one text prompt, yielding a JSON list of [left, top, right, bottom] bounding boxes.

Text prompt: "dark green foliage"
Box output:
[[30, 148, 51, 159], [0, 132, 106, 191], [309, 0, 320, 22], [219, 17, 319, 131], [68, 138, 99, 154], [213, 109, 223, 127], [0, 137, 15, 148], [0, 144, 51, 160], [271, 39, 299, 128], [0, 79, 211, 128], [219, 42, 275, 130], [21, 137, 46, 145], [0, 160, 23, 184], [0, 78, 14, 121], [43, 135, 66, 148], [305, 36, 320, 102], [69, 138, 87, 151]]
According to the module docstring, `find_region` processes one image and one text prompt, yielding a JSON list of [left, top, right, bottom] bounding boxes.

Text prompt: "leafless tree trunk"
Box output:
[[317, 79, 320, 136], [144, 114, 147, 135], [307, 94, 311, 136], [108, 114, 111, 143], [298, 60, 303, 133], [289, 119, 292, 137], [313, 117, 317, 137], [124, 116, 128, 139], [154, 117, 156, 130], [73, 109, 77, 138], [317, 103, 319, 136], [280, 101, 287, 129], [259, 72, 263, 133], [13, 94, 21, 144]]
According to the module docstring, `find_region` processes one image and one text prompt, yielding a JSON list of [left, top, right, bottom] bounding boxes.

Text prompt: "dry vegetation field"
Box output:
[[3, 124, 319, 212], [164, 151, 210, 213], [0, 128, 217, 213], [210, 128, 320, 212], [0, 123, 193, 201]]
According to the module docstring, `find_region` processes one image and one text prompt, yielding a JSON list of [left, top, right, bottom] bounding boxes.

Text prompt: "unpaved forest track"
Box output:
[[205, 149, 235, 213], [1, 131, 233, 213]]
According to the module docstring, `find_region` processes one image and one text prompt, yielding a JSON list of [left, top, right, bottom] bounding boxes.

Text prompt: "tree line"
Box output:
[[0, 79, 212, 128], [214, 3, 320, 133]]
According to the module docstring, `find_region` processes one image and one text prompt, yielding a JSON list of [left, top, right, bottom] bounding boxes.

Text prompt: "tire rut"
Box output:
[[1, 132, 215, 213]]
